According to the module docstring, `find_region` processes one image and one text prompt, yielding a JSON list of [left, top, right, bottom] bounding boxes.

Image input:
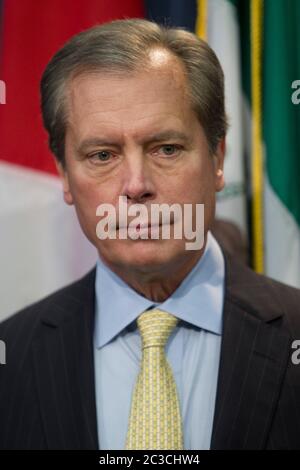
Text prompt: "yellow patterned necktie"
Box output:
[[125, 308, 184, 450]]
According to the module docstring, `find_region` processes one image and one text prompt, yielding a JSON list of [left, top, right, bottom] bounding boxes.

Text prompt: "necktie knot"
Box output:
[[137, 308, 178, 349]]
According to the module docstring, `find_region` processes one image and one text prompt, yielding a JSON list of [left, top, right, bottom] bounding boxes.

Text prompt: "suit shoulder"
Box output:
[[0, 267, 96, 343], [224, 253, 300, 333], [264, 274, 300, 332]]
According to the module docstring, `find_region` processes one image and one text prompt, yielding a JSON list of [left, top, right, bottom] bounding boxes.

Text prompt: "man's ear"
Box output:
[[213, 137, 225, 193], [55, 159, 74, 205]]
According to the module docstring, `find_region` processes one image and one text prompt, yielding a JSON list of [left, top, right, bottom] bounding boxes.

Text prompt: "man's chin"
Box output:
[[97, 238, 186, 272]]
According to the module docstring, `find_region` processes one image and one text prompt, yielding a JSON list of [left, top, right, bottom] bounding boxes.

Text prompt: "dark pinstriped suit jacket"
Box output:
[[1, 252, 300, 449]]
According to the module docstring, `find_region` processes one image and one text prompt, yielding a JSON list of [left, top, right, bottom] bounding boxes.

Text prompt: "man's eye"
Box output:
[[90, 151, 112, 162], [159, 144, 180, 156]]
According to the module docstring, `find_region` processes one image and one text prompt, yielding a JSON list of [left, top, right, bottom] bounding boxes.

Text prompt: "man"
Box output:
[[0, 19, 299, 450]]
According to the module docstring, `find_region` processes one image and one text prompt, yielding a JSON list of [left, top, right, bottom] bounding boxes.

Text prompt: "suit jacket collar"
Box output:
[[210, 252, 291, 449], [32, 268, 99, 449], [33, 253, 291, 449]]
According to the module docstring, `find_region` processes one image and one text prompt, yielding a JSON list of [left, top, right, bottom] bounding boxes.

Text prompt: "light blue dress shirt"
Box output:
[[94, 231, 225, 450]]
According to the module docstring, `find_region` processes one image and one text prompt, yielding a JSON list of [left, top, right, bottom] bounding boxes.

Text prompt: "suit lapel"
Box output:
[[210, 255, 292, 449], [32, 268, 99, 449]]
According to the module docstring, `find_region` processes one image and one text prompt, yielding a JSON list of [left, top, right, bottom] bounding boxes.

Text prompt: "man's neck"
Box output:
[[98, 241, 207, 302]]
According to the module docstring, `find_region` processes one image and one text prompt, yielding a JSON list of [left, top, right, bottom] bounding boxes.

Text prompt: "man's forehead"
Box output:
[[65, 68, 192, 136], [62, 49, 197, 149]]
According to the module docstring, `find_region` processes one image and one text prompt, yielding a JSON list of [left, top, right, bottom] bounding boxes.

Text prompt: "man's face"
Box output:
[[57, 50, 225, 275]]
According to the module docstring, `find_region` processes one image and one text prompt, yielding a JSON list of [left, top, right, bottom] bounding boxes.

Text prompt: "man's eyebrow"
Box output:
[[76, 138, 120, 154], [76, 131, 189, 154], [142, 130, 189, 144]]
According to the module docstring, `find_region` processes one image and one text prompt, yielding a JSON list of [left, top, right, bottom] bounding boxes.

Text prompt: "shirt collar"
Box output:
[[94, 231, 225, 349]]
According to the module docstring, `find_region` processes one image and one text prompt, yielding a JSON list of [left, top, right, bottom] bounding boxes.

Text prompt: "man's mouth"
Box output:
[[117, 222, 174, 230], [117, 222, 162, 230]]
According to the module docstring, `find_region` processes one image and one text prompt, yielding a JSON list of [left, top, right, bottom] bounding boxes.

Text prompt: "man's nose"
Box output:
[[122, 155, 155, 203]]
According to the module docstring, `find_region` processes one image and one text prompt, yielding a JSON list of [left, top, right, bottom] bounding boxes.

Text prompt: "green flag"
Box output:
[[263, 0, 300, 287]]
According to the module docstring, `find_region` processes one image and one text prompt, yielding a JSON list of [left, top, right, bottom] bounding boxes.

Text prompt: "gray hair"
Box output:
[[40, 18, 228, 166]]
